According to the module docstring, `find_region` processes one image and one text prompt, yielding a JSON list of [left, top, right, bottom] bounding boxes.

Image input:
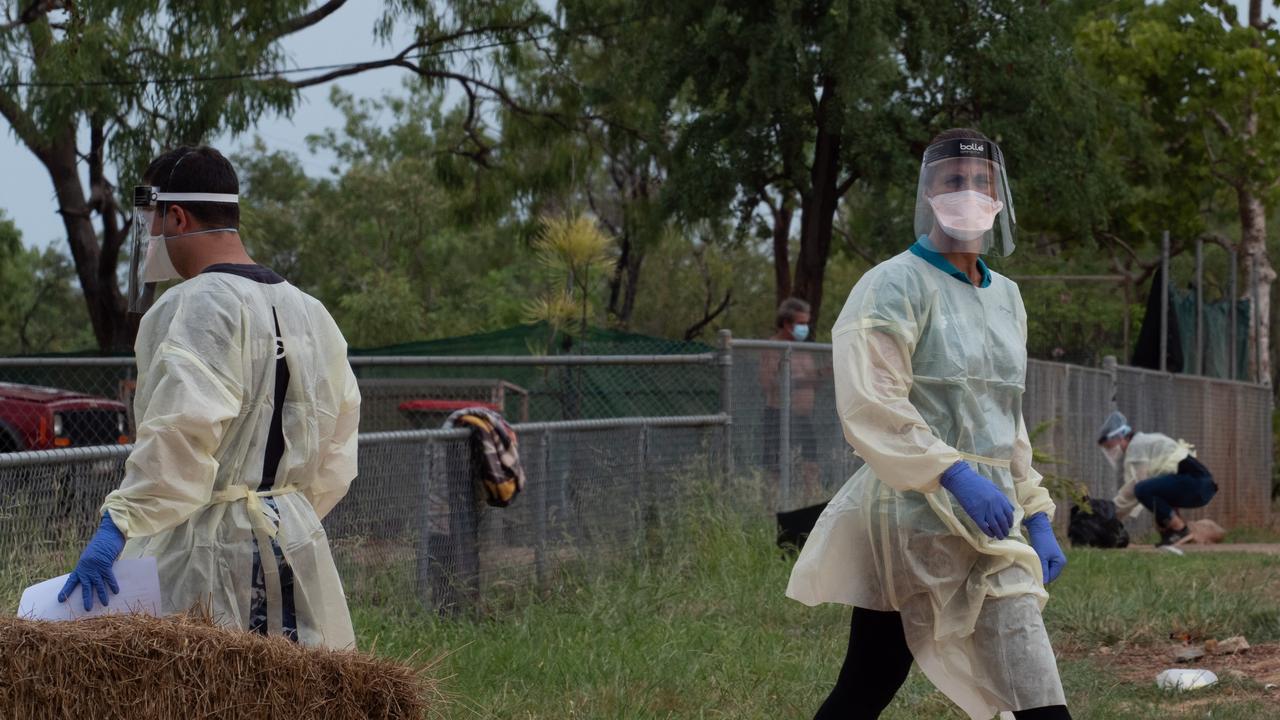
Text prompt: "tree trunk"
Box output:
[[606, 233, 644, 329], [792, 80, 842, 330], [770, 198, 793, 306], [619, 250, 643, 327], [1239, 188, 1273, 385], [1243, 1, 1273, 385], [607, 233, 631, 320], [37, 134, 129, 352]]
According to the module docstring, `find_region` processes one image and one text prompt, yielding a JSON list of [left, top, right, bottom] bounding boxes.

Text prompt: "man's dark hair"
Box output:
[[776, 297, 811, 329], [143, 145, 239, 229], [929, 127, 991, 145]]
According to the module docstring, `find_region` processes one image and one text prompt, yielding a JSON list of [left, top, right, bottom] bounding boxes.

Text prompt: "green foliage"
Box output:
[[234, 85, 536, 348], [0, 215, 94, 355], [524, 213, 616, 349], [621, 224, 774, 341], [0, 0, 552, 350], [1077, 0, 1280, 238], [235, 81, 825, 347]]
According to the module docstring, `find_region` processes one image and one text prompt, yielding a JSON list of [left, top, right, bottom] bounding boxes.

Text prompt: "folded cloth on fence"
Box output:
[[444, 407, 526, 507]]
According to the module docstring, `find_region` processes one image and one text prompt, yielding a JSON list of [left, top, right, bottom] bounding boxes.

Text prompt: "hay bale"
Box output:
[[0, 613, 438, 719]]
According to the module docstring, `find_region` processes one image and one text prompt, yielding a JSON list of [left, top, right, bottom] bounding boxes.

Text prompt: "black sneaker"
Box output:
[[1156, 525, 1190, 547]]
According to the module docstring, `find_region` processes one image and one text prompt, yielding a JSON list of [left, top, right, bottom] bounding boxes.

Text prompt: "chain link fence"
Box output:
[[1114, 366, 1273, 532], [730, 341, 858, 511], [0, 353, 723, 445], [0, 416, 728, 615], [731, 341, 1273, 540], [0, 337, 1273, 612]]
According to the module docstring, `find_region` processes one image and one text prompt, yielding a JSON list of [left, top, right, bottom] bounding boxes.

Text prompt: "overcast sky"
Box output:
[[0, 0, 1272, 251]]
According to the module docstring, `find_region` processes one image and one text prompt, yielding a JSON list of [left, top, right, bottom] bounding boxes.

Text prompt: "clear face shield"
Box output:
[[913, 138, 1016, 257], [1100, 442, 1125, 469], [126, 186, 239, 315], [1096, 410, 1132, 469]]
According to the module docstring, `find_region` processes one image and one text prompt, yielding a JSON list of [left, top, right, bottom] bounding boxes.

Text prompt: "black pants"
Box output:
[[1134, 455, 1217, 526], [814, 608, 1071, 720]]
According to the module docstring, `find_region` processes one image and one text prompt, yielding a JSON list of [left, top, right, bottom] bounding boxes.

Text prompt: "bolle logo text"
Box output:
[[959, 142, 984, 153]]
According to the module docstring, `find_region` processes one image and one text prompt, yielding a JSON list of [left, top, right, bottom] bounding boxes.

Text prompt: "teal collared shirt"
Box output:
[[909, 236, 992, 288]]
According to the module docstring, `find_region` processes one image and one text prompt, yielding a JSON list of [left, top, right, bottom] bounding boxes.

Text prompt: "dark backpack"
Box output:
[[1068, 497, 1130, 548]]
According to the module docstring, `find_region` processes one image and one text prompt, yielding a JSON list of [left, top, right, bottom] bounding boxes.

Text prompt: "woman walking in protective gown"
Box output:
[[787, 128, 1072, 720]]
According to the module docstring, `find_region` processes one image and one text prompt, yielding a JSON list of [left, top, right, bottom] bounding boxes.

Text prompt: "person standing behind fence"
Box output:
[[787, 128, 1072, 719], [1096, 411, 1217, 547], [759, 298, 826, 503], [57, 146, 362, 649]]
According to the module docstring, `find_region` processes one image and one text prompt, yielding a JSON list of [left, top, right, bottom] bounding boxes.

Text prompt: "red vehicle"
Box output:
[[0, 382, 131, 452]]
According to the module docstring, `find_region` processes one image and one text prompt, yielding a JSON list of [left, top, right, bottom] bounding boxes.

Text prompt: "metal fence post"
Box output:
[[780, 345, 793, 509], [1201, 375, 1212, 516], [1195, 239, 1203, 376], [1251, 252, 1261, 384], [447, 438, 480, 613], [414, 439, 435, 607], [717, 329, 734, 480], [1103, 355, 1118, 409], [638, 422, 654, 558], [1230, 249, 1238, 380], [535, 430, 549, 587], [1266, 391, 1275, 527], [1160, 230, 1169, 374], [1103, 356, 1120, 495]]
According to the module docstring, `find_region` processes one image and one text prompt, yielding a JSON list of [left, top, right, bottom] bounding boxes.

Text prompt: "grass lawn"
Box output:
[[6, 500, 1277, 719], [352, 502, 1280, 719]]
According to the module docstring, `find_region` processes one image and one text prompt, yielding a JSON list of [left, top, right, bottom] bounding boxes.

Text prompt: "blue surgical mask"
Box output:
[[792, 324, 810, 341]]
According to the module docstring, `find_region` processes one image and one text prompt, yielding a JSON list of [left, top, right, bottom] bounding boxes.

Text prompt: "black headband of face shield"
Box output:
[[132, 149, 197, 210], [922, 138, 1005, 168]]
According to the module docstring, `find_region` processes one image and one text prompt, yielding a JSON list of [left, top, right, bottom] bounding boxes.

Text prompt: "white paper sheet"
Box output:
[[17, 557, 162, 621]]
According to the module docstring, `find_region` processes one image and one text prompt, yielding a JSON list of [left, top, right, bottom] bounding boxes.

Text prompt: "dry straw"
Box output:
[[0, 612, 441, 719]]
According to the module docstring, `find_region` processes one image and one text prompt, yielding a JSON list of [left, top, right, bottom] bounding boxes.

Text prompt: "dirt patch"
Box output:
[[1068, 640, 1280, 697], [1123, 543, 1280, 556]]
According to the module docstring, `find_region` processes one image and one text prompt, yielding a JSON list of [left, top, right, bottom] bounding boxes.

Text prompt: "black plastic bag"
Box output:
[[777, 502, 828, 552], [1068, 497, 1130, 548]]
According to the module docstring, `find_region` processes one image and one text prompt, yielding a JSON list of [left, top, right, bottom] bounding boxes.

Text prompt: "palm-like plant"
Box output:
[[524, 214, 616, 348]]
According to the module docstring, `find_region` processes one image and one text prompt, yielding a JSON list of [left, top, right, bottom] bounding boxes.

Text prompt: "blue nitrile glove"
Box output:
[[940, 460, 1015, 539], [58, 513, 126, 611], [1024, 512, 1066, 584]]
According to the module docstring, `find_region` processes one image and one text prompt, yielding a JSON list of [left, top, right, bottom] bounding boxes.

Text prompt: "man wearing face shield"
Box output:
[[58, 146, 361, 649], [787, 129, 1072, 719], [1097, 411, 1217, 547]]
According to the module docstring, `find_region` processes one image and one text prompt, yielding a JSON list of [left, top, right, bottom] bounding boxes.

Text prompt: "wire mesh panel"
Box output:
[[324, 435, 448, 614], [356, 378, 532, 431], [352, 356, 721, 425], [0, 417, 729, 616], [0, 359, 135, 454], [728, 344, 777, 489], [732, 341, 1273, 530], [0, 447, 126, 570], [0, 354, 723, 446], [1116, 367, 1273, 531], [785, 345, 857, 509], [730, 341, 861, 513], [1023, 361, 1117, 501], [0, 344, 1272, 600], [1231, 380, 1274, 527]]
